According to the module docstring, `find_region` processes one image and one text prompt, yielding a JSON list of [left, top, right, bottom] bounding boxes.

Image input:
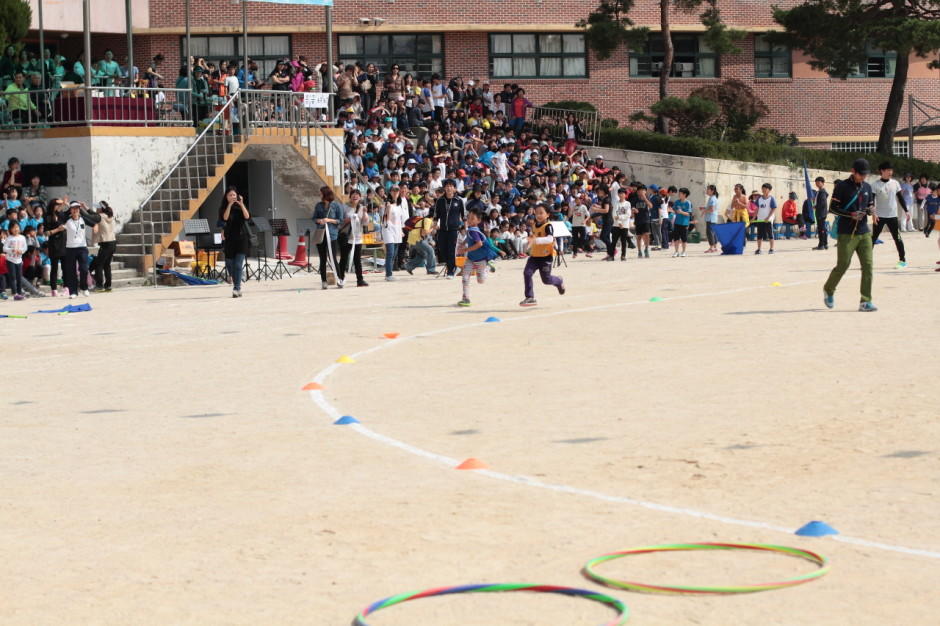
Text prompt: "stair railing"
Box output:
[[138, 93, 238, 286]]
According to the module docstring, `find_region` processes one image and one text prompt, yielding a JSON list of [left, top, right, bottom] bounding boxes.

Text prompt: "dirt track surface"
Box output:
[[3, 235, 939, 625]]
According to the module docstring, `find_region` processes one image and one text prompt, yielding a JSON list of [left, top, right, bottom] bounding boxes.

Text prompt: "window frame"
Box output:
[[629, 33, 719, 79], [179, 34, 292, 80], [488, 32, 588, 80], [337, 34, 445, 81], [754, 34, 791, 78], [837, 44, 897, 79]]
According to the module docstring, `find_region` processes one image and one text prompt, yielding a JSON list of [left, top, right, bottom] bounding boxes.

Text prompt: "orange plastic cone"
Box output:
[[288, 236, 308, 267], [302, 382, 324, 390], [456, 458, 490, 470], [382, 332, 400, 339], [275, 235, 293, 260]]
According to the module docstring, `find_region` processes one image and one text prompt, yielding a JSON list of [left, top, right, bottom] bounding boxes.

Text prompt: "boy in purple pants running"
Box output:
[[520, 204, 565, 307]]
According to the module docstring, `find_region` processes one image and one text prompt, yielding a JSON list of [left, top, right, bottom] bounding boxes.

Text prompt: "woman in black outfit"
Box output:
[[42, 198, 68, 297], [220, 186, 250, 298]]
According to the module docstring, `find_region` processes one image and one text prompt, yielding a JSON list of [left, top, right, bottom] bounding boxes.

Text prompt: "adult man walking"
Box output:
[[432, 179, 465, 278], [823, 158, 877, 312], [811, 176, 830, 250], [870, 161, 909, 269]]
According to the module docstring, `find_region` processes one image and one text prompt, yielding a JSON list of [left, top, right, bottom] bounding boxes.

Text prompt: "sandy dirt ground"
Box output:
[[2, 233, 939, 625]]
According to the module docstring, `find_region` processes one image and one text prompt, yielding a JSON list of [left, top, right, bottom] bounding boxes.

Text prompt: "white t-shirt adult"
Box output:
[[756, 194, 777, 221], [382, 197, 408, 244], [430, 83, 447, 108], [65, 217, 88, 248], [872, 177, 903, 218]]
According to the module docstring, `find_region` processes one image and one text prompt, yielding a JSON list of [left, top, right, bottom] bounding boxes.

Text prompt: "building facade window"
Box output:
[[338, 35, 443, 80], [489, 33, 587, 79], [831, 140, 908, 158], [630, 34, 718, 78], [842, 45, 896, 78], [754, 35, 791, 78], [181, 35, 291, 78]]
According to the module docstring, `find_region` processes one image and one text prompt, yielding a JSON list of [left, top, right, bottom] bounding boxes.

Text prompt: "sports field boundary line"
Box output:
[[308, 280, 940, 561]]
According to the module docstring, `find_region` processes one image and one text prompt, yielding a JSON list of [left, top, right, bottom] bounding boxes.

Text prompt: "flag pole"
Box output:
[[325, 4, 333, 121], [185, 0, 192, 122], [242, 0, 248, 90], [38, 0, 45, 94], [83, 0, 93, 125]]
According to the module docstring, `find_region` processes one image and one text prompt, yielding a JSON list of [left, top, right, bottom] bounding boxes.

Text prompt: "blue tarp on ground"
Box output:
[[34, 303, 93, 314], [157, 269, 219, 286], [713, 222, 746, 255]]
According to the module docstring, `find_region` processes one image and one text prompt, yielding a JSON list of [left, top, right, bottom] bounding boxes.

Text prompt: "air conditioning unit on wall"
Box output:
[[674, 63, 694, 73], [651, 62, 664, 71]]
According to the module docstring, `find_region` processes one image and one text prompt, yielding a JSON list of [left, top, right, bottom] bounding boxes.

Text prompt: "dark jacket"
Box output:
[[433, 194, 465, 231], [829, 179, 872, 236]]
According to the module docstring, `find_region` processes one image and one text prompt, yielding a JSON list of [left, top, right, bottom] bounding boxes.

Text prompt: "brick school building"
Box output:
[[28, 0, 940, 159]]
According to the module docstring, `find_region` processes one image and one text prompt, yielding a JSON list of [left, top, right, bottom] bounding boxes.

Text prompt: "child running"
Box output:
[[671, 187, 692, 257], [520, 203, 565, 307], [458, 208, 489, 307]]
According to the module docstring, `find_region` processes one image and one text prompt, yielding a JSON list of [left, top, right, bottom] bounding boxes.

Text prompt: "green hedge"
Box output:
[[598, 127, 940, 178]]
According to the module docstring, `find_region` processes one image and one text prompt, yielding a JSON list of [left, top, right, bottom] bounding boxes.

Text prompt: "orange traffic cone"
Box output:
[[276, 235, 293, 260], [288, 236, 308, 267]]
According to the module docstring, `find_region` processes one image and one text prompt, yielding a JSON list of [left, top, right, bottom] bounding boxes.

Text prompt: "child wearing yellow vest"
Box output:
[[520, 204, 565, 307]]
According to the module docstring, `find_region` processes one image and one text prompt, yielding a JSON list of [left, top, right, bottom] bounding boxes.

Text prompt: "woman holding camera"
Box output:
[[220, 186, 250, 298]]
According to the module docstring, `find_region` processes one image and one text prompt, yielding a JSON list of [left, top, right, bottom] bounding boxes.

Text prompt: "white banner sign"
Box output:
[[303, 92, 330, 109]]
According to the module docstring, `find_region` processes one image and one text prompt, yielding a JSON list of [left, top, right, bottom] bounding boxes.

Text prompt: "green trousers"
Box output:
[[824, 233, 873, 303]]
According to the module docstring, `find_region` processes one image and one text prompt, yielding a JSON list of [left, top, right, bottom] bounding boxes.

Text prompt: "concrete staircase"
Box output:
[[113, 133, 249, 274]]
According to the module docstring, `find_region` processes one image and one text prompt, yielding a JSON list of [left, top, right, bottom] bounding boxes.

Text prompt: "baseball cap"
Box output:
[[69, 201, 82, 208], [595, 155, 604, 160], [407, 158, 417, 164], [852, 158, 870, 175]]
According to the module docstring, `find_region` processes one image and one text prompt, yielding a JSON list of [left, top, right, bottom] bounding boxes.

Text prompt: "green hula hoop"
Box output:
[[354, 583, 630, 625], [583, 542, 829, 594]]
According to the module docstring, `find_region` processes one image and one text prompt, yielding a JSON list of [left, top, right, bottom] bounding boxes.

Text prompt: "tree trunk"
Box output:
[[656, 0, 673, 134], [878, 50, 909, 156]]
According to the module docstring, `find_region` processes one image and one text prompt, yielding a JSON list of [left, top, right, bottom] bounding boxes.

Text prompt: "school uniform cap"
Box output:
[[852, 158, 870, 175]]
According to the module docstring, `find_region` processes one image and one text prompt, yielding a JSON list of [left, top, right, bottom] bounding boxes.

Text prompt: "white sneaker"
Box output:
[[82, 289, 90, 297], [672, 252, 679, 257], [680, 252, 686, 257], [69, 294, 76, 299], [338, 278, 345, 287]]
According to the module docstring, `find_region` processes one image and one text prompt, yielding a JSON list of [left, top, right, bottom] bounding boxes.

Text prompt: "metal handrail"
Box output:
[[140, 92, 238, 286], [526, 105, 600, 147], [0, 85, 196, 130]]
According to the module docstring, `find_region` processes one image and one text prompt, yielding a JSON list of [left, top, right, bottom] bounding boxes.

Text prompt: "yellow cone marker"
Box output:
[[336, 355, 356, 363]]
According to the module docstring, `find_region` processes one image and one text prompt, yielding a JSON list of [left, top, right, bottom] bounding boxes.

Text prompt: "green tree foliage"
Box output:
[[770, 0, 940, 155], [649, 96, 720, 137], [578, 0, 745, 133], [0, 0, 32, 50], [690, 79, 770, 141]]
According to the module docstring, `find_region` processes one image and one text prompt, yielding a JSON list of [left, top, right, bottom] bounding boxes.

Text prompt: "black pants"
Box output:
[[92, 240, 116, 288], [816, 213, 829, 247], [612, 227, 630, 258], [572, 226, 587, 253], [872, 216, 906, 262], [344, 242, 363, 282], [6, 262, 23, 295], [396, 241, 409, 269], [316, 238, 344, 282], [64, 247, 89, 295], [49, 255, 65, 290], [437, 229, 459, 276]]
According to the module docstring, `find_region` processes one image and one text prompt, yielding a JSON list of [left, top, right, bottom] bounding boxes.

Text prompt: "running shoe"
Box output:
[[823, 289, 834, 309], [457, 298, 471, 307], [82, 289, 90, 296], [519, 297, 538, 307], [768, 249, 775, 255], [874, 238, 884, 244], [680, 252, 686, 257], [644, 249, 649, 258], [385, 275, 398, 281], [672, 252, 679, 257], [557, 279, 565, 295], [895, 261, 907, 268], [859, 301, 878, 312], [755, 249, 762, 255], [13, 294, 24, 301]]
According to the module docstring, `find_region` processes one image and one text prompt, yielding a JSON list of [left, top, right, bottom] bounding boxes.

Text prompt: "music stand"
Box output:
[[249, 217, 275, 281], [183, 219, 212, 278], [550, 220, 571, 268], [295, 218, 317, 273], [268, 218, 292, 279]]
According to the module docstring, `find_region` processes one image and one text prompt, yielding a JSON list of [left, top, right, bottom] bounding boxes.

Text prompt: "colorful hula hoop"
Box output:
[[354, 583, 630, 625], [583, 543, 829, 594]]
